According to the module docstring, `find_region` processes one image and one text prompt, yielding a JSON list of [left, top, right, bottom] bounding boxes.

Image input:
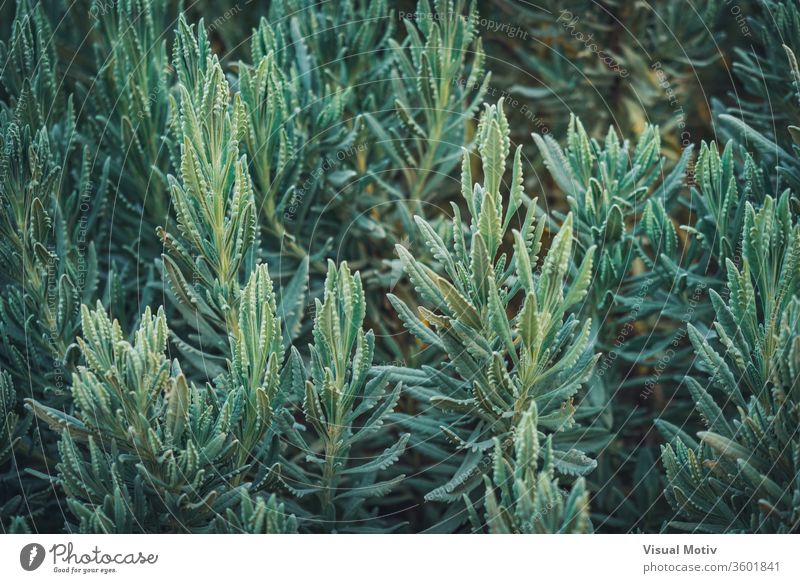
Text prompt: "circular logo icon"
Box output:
[[20, 543, 46, 571]]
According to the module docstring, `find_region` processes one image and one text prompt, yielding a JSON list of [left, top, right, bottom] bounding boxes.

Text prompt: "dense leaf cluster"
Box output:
[[0, 0, 798, 533]]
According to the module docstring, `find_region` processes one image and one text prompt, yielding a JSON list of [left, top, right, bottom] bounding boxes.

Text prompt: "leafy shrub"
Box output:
[[388, 101, 597, 523], [1, 0, 799, 534]]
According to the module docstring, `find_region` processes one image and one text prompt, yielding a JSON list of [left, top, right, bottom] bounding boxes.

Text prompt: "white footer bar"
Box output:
[[1, 534, 796, 582]]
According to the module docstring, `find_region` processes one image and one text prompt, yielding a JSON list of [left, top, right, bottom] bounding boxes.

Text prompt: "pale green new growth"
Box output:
[[473, 402, 590, 534], [390, 99, 598, 510], [280, 262, 407, 532]]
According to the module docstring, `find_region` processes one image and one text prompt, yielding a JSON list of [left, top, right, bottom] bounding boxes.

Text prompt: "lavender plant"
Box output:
[[1, 0, 799, 535]]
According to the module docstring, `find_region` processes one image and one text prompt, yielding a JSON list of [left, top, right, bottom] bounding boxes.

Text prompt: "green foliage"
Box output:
[[0, 371, 21, 468], [472, 401, 591, 533], [718, 1, 800, 191], [0, 1, 104, 394], [532, 114, 692, 530], [0, 0, 61, 126], [244, 4, 364, 258], [164, 15, 255, 319], [213, 492, 297, 534], [87, 0, 175, 238], [160, 16, 308, 376], [239, 18, 301, 237], [661, 193, 800, 533], [2, 0, 800, 535], [279, 261, 407, 532], [534, 116, 690, 320], [388, 100, 597, 516], [28, 282, 294, 533], [0, 369, 30, 532], [0, 0, 108, 531], [385, 0, 487, 203]]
